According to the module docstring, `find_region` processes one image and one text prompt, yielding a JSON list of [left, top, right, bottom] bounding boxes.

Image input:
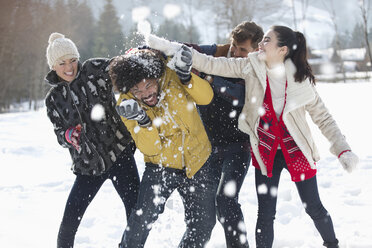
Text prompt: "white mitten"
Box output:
[[145, 34, 182, 56], [338, 151, 359, 173]]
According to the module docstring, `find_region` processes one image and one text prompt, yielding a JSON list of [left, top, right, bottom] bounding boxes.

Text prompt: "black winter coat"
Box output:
[[45, 58, 133, 176]]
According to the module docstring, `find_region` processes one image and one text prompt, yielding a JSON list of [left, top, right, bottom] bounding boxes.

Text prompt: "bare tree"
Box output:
[[300, 0, 310, 34], [291, 0, 297, 30], [183, 0, 202, 43], [322, 0, 346, 82], [359, 0, 372, 69], [208, 0, 283, 42]]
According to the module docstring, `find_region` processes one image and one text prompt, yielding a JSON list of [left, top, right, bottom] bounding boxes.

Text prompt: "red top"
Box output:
[[252, 76, 317, 182]]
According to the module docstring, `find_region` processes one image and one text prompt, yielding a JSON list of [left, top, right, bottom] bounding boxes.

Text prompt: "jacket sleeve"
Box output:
[[198, 44, 217, 56], [183, 72, 214, 105], [306, 89, 351, 156], [212, 76, 245, 107], [191, 48, 249, 79], [117, 95, 162, 156], [193, 44, 245, 106], [45, 93, 73, 149]]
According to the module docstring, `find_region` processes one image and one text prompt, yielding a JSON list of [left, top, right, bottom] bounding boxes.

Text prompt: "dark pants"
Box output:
[[57, 148, 140, 248], [255, 151, 339, 248], [119, 156, 220, 248], [213, 141, 251, 248]]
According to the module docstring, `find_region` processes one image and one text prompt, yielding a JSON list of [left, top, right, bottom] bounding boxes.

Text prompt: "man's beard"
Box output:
[[141, 92, 159, 107]]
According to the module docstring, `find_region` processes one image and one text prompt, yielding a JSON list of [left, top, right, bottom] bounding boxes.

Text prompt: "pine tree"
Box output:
[[67, 0, 96, 61], [156, 19, 200, 43], [0, 0, 17, 111], [349, 23, 365, 48], [93, 0, 124, 57]]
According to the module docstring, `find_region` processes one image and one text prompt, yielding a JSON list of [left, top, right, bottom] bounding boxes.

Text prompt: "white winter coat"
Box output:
[[191, 50, 351, 176]]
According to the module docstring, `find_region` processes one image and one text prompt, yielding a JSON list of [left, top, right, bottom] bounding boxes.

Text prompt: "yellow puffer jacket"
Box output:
[[117, 66, 213, 178]]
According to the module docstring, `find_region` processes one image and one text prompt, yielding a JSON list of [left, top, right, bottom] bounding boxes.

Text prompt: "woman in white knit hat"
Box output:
[[44, 32, 140, 248]]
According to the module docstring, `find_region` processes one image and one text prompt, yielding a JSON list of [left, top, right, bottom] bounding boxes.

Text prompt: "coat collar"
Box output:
[[248, 53, 316, 114], [283, 59, 316, 114], [44, 61, 82, 87]]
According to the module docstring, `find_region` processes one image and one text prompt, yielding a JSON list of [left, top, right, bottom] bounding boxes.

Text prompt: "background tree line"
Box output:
[[0, 0, 370, 112], [0, 0, 201, 112]]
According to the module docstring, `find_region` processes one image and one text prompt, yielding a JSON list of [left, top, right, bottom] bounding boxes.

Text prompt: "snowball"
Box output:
[[257, 183, 268, 194], [163, 4, 181, 19], [153, 196, 161, 206], [238, 221, 246, 232], [220, 87, 226, 93], [224, 180, 237, 197], [137, 20, 151, 36], [153, 117, 163, 127], [300, 173, 306, 181], [239, 234, 247, 245], [187, 102, 194, 111], [134, 126, 140, 134], [90, 104, 105, 122], [232, 99, 239, 106], [257, 106, 266, 116], [132, 6, 150, 23], [189, 186, 195, 192], [153, 184, 161, 194], [136, 208, 143, 216], [270, 186, 278, 197], [229, 110, 237, 118]]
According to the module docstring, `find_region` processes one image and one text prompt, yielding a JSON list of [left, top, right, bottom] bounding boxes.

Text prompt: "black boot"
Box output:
[[323, 239, 339, 248]]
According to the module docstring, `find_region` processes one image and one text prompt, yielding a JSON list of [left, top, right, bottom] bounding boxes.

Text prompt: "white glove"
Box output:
[[116, 99, 151, 127], [338, 151, 359, 173], [167, 46, 192, 84], [145, 34, 182, 56]]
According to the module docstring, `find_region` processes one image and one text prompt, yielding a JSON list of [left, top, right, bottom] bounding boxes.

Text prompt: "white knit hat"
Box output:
[[46, 32, 80, 69]]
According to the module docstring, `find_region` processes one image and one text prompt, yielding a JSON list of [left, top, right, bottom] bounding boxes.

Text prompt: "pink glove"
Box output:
[[65, 124, 82, 152]]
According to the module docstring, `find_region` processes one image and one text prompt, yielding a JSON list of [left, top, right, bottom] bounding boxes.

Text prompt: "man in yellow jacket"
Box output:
[[109, 47, 219, 248]]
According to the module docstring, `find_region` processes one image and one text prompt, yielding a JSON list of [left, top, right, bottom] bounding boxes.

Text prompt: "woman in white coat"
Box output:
[[146, 25, 359, 248]]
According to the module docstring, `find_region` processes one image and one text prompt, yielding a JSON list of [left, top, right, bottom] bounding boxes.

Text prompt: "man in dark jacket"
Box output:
[[189, 21, 263, 248], [45, 32, 140, 248]]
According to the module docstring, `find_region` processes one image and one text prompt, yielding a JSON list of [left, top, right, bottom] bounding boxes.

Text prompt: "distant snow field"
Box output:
[[1, 82, 371, 248]]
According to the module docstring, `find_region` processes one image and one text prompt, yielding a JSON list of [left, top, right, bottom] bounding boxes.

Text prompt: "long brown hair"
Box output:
[[272, 25, 315, 85]]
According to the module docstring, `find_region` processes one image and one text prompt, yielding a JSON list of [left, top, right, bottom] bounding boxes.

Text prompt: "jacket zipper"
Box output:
[[161, 102, 185, 169], [66, 83, 106, 173]]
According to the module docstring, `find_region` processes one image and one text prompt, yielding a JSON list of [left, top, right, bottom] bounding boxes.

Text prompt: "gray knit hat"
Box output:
[[46, 32, 80, 69]]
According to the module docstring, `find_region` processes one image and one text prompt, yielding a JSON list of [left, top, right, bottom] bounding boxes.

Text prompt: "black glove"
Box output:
[[116, 99, 151, 127], [174, 45, 192, 85]]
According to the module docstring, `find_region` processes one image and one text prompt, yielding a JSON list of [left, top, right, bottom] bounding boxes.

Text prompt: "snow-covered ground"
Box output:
[[1, 82, 372, 248]]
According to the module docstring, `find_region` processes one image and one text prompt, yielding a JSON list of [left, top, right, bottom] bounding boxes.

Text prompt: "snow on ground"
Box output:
[[1, 82, 372, 248]]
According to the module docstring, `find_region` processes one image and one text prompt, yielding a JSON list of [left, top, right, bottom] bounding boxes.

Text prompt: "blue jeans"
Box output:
[[255, 150, 339, 248], [213, 141, 251, 248], [119, 156, 220, 248], [57, 148, 140, 248]]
